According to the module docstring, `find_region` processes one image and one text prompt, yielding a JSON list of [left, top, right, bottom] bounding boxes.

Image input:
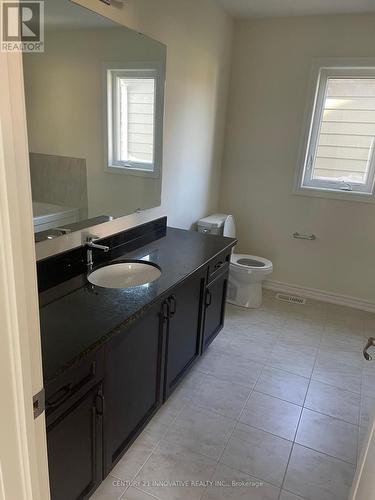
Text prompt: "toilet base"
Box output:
[[227, 280, 263, 308]]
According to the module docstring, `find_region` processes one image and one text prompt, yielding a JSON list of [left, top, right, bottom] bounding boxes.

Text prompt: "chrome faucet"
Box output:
[[86, 236, 109, 268]]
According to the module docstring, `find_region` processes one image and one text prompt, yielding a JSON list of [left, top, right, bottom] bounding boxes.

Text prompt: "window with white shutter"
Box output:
[[106, 66, 163, 177], [297, 64, 375, 199]]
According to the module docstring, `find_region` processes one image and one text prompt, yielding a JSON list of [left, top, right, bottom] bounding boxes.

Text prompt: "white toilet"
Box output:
[[198, 214, 273, 308]]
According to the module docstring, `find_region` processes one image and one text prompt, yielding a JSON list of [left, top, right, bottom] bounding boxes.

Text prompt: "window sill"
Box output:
[[293, 185, 375, 204], [105, 164, 160, 179]]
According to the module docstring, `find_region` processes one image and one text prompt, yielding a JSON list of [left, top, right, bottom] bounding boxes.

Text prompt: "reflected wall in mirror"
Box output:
[[23, 0, 166, 242]]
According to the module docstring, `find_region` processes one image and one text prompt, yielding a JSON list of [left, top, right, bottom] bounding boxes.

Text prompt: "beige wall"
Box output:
[[220, 14, 375, 302], [73, 0, 233, 228]]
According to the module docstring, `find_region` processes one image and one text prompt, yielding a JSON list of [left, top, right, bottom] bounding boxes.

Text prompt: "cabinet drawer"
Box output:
[[45, 348, 105, 423], [207, 252, 230, 283]]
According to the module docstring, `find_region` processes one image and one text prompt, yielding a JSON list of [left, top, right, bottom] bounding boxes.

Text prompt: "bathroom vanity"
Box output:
[[38, 218, 236, 499]]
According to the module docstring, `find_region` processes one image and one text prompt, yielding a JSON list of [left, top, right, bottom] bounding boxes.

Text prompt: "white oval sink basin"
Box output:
[[88, 261, 161, 289]]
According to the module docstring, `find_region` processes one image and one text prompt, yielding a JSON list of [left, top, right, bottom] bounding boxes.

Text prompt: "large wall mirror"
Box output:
[[23, 0, 166, 242]]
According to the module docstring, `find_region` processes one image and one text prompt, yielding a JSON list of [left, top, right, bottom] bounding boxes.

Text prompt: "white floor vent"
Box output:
[[276, 293, 306, 305]]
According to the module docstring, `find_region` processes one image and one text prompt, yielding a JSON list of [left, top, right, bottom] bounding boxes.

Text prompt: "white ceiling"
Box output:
[[215, 0, 375, 19]]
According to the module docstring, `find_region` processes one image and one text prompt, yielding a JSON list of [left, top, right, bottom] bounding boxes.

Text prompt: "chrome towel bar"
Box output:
[[293, 232, 316, 241]]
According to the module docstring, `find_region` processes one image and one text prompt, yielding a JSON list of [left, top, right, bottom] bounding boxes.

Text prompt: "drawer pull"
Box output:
[[161, 300, 170, 322], [46, 384, 73, 409], [169, 295, 177, 317], [205, 290, 212, 307], [214, 261, 224, 270], [95, 389, 105, 416], [46, 362, 97, 411]]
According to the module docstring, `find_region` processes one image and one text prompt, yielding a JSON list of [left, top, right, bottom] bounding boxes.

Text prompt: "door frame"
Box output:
[[350, 401, 375, 499], [0, 48, 50, 499]]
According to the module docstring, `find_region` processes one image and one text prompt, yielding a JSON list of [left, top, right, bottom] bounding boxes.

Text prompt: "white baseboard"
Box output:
[[263, 279, 375, 313]]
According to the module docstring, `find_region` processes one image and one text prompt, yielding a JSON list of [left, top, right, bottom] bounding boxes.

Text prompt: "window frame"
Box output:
[[295, 58, 375, 202], [104, 62, 164, 179]]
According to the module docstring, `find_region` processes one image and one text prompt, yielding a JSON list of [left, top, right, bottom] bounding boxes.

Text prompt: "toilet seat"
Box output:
[[230, 253, 273, 272]]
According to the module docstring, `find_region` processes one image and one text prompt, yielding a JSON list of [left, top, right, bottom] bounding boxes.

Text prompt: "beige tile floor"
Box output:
[[91, 291, 375, 500]]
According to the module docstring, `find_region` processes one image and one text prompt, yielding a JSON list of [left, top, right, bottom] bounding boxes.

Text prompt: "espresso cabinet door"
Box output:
[[47, 385, 103, 500], [104, 302, 165, 473], [164, 272, 205, 398], [202, 268, 229, 352]]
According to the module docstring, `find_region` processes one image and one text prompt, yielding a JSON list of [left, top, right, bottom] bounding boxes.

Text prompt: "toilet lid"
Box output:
[[231, 253, 273, 271]]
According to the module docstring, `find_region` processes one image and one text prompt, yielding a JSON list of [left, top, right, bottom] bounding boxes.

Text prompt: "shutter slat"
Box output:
[[317, 145, 370, 161]]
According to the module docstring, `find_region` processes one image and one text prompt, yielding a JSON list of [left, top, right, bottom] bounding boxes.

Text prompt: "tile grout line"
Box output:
[[277, 320, 323, 500], [357, 363, 366, 461], [276, 307, 364, 499], [251, 384, 361, 425], [281, 441, 358, 467], [300, 404, 361, 427], [233, 300, 365, 498], [209, 323, 286, 496], [268, 302, 363, 498], [109, 433, 162, 486], [114, 400, 190, 495], [320, 315, 365, 468], [210, 303, 363, 499], [123, 367, 247, 500], [213, 349, 272, 467], [109, 406, 187, 484], [302, 376, 362, 396], [119, 485, 163, 500], [234, 412, 359, 458]]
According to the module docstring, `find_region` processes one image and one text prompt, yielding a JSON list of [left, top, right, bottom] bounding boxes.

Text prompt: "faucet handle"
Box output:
[[86, 234, 100, 243]]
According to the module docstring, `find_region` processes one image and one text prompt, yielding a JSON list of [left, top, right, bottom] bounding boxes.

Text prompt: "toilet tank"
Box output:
[[198, 214, 235, 236], [223, 215, 236, 238]]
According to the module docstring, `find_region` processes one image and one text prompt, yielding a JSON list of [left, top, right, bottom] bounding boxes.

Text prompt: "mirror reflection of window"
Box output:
[[106, 67, 163, 177], [119, 77, 155, 165]]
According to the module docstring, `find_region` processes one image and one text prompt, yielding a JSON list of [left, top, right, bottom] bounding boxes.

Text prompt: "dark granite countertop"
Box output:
[[39, 226, 236, 384]]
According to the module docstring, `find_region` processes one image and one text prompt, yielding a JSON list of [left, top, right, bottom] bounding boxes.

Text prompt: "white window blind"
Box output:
[[298, 66, 375, 198]]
